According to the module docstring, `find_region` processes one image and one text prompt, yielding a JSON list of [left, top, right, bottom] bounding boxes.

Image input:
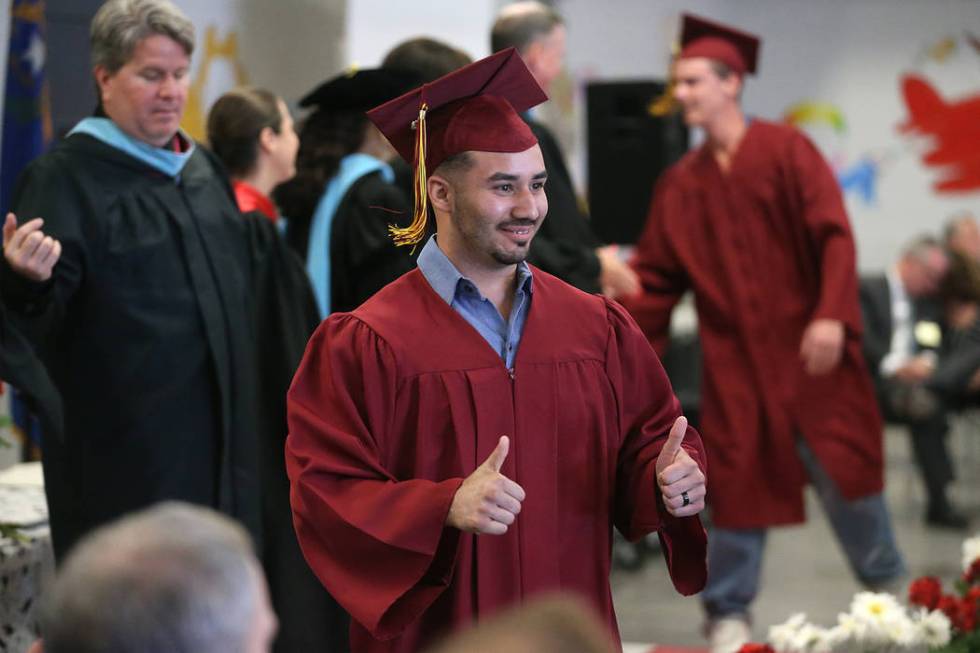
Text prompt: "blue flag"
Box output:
[[2, 0, 51, 449], [1, 0, 52, 215]]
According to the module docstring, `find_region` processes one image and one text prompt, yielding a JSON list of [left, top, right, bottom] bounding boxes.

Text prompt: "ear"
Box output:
[[258, 126, 276, 154], [521, 41, 543, 74], [723, 73, 743, 100], [427, 173, 453, 214], [94, 65, 113, 102]]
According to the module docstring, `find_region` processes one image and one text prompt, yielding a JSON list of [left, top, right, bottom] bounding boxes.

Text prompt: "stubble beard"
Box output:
[[451, 197, 531, 267]]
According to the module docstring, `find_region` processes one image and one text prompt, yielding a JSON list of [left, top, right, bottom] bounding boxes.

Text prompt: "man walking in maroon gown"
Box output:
[[625, 15, 906, 653]]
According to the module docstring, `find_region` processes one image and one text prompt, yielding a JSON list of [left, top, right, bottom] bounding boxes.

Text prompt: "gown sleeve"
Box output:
[[603, 298, 707, 595], [0, 156, 91, 350], [787, 130, 863, 336], [285, 313, 465, 640], [622, 173, 690, 355]]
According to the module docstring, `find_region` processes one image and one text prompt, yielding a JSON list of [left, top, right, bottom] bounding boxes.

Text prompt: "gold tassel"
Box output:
[[648, 79, 678, 117], [389, 102, 429, 248]]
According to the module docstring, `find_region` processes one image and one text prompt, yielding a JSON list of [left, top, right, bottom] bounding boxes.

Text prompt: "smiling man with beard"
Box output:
[[284, 49, 709, 653]]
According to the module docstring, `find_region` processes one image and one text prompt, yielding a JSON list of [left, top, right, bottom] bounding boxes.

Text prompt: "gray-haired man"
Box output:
[[31, 502, 278, 653], [490, 1, 640, 299], [1, 0, 262, 559]]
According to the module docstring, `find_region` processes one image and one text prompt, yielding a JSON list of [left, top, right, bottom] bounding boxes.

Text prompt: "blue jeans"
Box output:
[[701, 439, 906, 619]]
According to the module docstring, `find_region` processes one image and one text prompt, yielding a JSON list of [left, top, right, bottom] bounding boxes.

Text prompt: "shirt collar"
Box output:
[[417, 235, 533, 305], [233, 180, 278, 220], [887, 265, 908, 305]]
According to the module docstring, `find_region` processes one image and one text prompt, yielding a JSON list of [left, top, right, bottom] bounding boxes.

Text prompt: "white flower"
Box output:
[[851, 591, 903, 625], [834, 611, 869, 644], [963, 533, 980, 573], [769, 613, 809, 652], [914, 609, 953, 648], [849, 592, 912, 647], [789, 623, 833, 653], [822, 623, 853, 651], [880, 611, 917, 648]]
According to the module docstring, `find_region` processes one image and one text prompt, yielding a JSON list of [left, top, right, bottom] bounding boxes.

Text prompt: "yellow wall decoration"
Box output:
[[181, 26, 248, 142]]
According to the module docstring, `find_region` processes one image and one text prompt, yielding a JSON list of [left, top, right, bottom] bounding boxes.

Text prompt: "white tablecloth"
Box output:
[[0, 464, 52, 653]]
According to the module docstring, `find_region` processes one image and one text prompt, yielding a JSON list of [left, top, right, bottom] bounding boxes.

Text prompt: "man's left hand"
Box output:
[[655, 416, 705, 517], [800, 318, 844, 376]]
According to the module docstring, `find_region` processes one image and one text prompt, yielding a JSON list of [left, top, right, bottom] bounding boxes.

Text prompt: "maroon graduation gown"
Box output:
[[625, 120, 883, 530], [286, 267, 707, 652]]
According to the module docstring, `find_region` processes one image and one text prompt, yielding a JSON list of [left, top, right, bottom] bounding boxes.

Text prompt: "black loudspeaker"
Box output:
[[586, 80, 689, 244]]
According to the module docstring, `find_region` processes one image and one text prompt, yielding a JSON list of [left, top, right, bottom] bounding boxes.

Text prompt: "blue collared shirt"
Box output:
[[416, 235, 533, 370]]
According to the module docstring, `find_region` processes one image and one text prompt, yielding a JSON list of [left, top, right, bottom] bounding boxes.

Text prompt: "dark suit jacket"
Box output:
[[858, 273, 980, 403], [859, 274, 896, 379], [859, 274, 942, 386]]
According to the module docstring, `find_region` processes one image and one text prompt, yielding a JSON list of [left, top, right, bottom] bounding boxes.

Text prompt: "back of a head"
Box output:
[[41, 502, 262, 653], [943, 211, 980, 256], [425, 594, 616, 653], [940, 250, 980, 305], [491, 1, 564, 54], [207, 86, 283, 177], [381, 37, 472, 83], [90, 0, 194, 74], [272, 107, 367, 227]]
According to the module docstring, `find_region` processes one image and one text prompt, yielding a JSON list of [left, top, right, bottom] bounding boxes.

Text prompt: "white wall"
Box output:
[[176, 0, 345, 140], [347, 0, 499, 69]]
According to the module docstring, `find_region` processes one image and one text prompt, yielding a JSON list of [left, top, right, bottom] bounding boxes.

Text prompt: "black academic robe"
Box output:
[[330, 171, 415, 313], [0, 290, 61, 441], [523, 117, 602, 293], [243, 212, 350, 653], [287, 170, 416, 313], [0, 133, 261, 558]]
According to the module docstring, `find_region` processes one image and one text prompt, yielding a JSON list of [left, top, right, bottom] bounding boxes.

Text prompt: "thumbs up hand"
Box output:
[[655, 416, 705, 517], [447, 436, 526, 535]]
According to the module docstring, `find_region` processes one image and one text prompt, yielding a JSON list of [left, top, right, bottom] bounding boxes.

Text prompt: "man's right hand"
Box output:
[[446, 436, 525, 535], [3, 213, 61, 282], [598, 245, 641, 300], [894, 355, 934, 383]]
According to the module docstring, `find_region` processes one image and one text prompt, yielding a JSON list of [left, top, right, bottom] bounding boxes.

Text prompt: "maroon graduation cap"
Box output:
[[367, 47, 548, 247], [679, 14, 761, 76]]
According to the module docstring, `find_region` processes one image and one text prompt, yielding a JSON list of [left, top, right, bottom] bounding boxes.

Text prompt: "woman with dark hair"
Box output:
[[274, 68, 421, 316], [207, 87, 299, 222], [932, 250, 980, 404], [209, 88, 347, 653]]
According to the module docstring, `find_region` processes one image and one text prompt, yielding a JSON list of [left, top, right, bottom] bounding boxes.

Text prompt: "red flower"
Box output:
[[946, 597, 978, 634], [908, 576, 944, 610], [966, 586, 980, 603], [964, 559, 980, 585], [738, 644, 775, 653], [938, 595, 960, 622]]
